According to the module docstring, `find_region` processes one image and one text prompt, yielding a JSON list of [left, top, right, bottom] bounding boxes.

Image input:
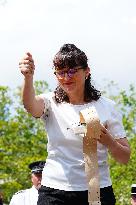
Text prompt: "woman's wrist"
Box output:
[[107, 135, 118, 153]]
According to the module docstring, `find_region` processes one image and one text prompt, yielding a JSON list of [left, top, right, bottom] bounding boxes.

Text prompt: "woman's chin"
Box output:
[[64, 86, 75, 94], [62, 84, 75, 92]]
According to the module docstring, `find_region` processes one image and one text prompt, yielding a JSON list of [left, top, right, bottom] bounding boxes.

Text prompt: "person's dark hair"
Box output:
[[53, 44, 101, 103]]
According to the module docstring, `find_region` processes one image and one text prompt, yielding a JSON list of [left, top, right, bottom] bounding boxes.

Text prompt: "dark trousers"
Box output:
[[37, 185, 116, 205]]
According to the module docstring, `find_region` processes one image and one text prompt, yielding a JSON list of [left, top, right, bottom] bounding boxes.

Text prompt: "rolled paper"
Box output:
[[80, 107, 101, 205]]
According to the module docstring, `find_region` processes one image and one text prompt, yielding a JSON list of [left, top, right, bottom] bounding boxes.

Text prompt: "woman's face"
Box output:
[[55, 67, 90, 97]]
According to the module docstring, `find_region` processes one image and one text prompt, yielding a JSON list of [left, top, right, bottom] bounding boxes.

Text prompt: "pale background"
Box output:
[[0, 0, 136, 91]]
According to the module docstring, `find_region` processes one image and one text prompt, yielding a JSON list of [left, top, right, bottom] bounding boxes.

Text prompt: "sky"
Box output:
[[0, 0, 136, 92]]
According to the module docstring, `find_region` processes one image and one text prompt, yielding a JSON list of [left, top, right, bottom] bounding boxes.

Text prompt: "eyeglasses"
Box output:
[[54, 67, 83, 79]]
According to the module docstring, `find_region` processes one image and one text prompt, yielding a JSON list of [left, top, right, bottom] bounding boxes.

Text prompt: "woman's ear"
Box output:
[[85, 67, 90, 78]]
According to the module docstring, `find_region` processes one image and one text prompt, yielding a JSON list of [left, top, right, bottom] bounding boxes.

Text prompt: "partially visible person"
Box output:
[[9, 161, 45, 205], [0, 192, 3, 205], [131, 184, 136, 205]]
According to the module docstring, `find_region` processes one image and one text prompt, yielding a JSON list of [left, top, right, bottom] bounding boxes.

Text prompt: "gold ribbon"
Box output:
[[80, 107, 101, 205]]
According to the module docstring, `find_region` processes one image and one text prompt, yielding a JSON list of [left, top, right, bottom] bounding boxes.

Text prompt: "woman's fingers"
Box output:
[[100, 124, 107, 134], [19, 52, 35, 76]]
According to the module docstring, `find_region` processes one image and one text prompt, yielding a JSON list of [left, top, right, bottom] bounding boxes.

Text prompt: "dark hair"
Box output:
[[53, 44, 101, 103], [53, 44, 88, 69]]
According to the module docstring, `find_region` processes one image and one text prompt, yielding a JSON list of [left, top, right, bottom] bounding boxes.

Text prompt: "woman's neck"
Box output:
[[68, 94, 85, 105]]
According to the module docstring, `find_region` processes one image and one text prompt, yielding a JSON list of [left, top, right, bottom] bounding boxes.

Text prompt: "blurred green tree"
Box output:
[[0, 81, 49, 204], [104, 83, 136, 205]]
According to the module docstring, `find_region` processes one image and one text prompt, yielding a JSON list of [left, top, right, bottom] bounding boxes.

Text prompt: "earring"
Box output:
[[85, 76, 88, 80]]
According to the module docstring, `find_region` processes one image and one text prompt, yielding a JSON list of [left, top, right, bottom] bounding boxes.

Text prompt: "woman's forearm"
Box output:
[[22, 76, 36, 113], [107, 137, 130, 164]]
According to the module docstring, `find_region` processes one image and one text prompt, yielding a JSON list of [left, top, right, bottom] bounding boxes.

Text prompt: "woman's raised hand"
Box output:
[[19, 52, 35, 77]]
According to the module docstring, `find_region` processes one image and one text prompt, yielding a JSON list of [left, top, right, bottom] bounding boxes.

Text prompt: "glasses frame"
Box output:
[[54, 66, 84, 79]]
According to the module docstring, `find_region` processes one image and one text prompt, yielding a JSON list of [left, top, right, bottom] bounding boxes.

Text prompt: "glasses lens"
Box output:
[[67, 68, 78, 78], [55, 71, 65, 78]]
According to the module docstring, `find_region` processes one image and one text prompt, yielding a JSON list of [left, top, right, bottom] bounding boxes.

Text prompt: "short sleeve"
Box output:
[[107, 101, 126, 139], [38, 92, 52, 121]]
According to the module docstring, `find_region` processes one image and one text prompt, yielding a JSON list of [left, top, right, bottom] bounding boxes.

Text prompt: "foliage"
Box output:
[[0, 81, 136, 204], [0, 81, 49, 204], [116, 85, 136, 138], [0, 86, 12, 121], [110, 137, 136, 205], [105, 83, 136, 205]]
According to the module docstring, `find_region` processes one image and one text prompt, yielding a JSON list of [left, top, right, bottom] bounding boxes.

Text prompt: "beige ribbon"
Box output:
[[80, 107, 101, 205]]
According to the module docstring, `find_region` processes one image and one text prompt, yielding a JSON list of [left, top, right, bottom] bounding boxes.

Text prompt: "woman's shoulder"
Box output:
[[97, 95, 115, 106], [94, 96, 117, 112]]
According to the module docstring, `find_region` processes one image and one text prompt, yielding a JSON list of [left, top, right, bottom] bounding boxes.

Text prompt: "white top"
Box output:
[[9, 186, 38, 205], [40, 92, 126, 191]]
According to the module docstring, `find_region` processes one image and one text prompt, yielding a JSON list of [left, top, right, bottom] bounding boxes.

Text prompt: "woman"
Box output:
[[19, 43, 130, 205]]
